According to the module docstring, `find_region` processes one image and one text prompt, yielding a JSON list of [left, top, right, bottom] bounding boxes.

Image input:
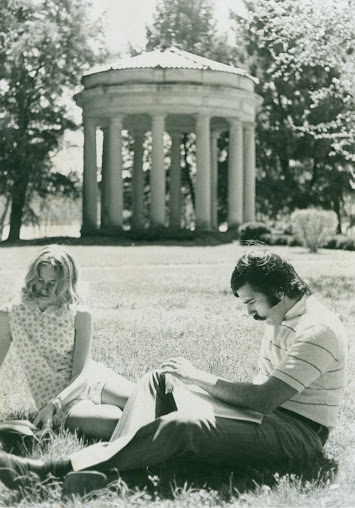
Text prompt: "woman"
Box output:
[[0, 245, 134, 440]]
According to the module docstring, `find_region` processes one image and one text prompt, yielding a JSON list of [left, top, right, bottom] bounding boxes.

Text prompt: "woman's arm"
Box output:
[[34, 308, 93, 428], [0, 310, 11, 369]]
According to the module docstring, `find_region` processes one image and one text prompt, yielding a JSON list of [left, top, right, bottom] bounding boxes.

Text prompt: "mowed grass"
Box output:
[[0, 244, 354, 507]]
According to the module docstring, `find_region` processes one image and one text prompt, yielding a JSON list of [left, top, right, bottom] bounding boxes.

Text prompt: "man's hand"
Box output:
[[161, 357, 202, 385], [33, 402, 56, 433]]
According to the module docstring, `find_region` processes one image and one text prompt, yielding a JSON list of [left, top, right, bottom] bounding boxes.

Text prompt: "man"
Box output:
[[0, 249, 348, 494]]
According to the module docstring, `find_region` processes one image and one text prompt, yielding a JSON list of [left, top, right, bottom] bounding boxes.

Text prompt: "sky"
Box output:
[[90, 0, 248, 55]]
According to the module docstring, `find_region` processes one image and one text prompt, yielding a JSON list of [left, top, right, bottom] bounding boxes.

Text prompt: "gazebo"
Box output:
[[74, 47, 262, 234]]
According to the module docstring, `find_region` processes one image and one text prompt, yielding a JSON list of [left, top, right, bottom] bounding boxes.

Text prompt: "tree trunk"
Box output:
[[7, 179, 28, 241], [333, 197, 342, 234], [307, 159, 319, 204]]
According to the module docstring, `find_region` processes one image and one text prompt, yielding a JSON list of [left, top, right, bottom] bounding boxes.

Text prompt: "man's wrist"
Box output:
[[192, 370, 219, 390]]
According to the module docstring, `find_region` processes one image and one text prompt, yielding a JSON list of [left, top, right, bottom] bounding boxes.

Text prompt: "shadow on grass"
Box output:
[[0, 420, 339, 506], [109, 452, 338, 503]]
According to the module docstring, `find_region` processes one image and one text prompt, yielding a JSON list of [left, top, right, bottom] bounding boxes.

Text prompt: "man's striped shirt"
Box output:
[[253, 295, 348, 429]]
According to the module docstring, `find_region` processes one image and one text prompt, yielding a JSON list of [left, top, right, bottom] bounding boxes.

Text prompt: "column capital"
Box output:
[[83, 116, 97, 129], [110, 115, 125, 128], [195, 113, 211, 123], [227, 117, 242, 128], [151, 113, 166, 121]]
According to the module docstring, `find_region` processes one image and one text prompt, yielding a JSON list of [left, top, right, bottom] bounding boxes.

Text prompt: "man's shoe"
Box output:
[[0, 451, 41, 489], [62, 471, 108, 497]]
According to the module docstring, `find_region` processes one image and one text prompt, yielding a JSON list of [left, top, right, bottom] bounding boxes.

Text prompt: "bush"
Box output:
[[324, 234, 355, 251], [291, 209, 338, 252], [259, 233, 301, 247], [238, 222, 271, 243]]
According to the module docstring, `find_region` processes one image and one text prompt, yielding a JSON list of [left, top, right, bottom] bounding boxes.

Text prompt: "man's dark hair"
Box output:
[[231, 249, 311, 305]]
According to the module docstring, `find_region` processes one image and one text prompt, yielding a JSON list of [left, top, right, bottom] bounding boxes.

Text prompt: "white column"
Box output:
[[210, 130, 219, 230], [82, 117, 98, 232], [132, 132, 145, 229], [150, 114, 166, 227], [195, 113, 211, 230], [101, 128, 109, 227], [228, 117, 243, 228], [106, 116, 123, 228], [243, 122, 256, 222], [169, 132, 182, 228]]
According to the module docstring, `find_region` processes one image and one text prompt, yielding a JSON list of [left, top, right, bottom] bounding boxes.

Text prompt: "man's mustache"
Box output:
[[253, 314, 266, 321]]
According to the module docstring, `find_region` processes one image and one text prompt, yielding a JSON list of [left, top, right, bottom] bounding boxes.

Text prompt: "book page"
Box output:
[[170, 378, 263, 424]]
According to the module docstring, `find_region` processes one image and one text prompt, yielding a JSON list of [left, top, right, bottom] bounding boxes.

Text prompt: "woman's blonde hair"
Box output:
[[23, 245, 80, 307]]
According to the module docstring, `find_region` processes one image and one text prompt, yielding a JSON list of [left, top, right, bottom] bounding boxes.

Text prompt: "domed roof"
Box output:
[[76, 46, 262, 121], [86, 46, 254, 81]]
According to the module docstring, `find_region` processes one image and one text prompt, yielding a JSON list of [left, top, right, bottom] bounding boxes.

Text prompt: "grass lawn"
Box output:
[[0, 243, 354, 507]]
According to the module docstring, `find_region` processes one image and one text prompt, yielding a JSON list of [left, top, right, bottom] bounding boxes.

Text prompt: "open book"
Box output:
[[167, 376, 263, 424]]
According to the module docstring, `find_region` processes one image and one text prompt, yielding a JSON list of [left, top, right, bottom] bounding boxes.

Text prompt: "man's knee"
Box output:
[[158, 413, 214, 452]]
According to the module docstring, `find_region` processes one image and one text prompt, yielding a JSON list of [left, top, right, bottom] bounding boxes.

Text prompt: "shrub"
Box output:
[[324, 235, 355, 251], [238, 222, 271, 243], [291, 209, 338, 252], [259, 233, 301, 247]]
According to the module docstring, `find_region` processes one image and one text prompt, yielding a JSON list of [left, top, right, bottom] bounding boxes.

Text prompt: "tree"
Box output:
[[0, 0, 106, 240], [231, 0, 355, 230], [146, 0, 215, 56]]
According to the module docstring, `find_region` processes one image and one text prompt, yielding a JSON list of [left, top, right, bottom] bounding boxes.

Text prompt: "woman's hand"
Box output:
[[160, 357, 201, 385], [33, 402, 56, 432]]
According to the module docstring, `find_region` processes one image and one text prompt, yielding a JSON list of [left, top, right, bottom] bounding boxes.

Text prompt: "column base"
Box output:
[[131, 219, 145, 230], [150, 221, 166, 229], [169, 222, 181, 230], [81, 224, 99, 237], [99, 225, 124, 236], [195, 221, 212, 231], [227, 223, 241, 232], [169, 221, 181, 230]]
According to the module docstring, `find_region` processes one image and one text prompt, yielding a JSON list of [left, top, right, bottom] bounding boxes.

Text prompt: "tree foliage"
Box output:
[[231, 0, 355, 229], [0, 0, 106, 240]]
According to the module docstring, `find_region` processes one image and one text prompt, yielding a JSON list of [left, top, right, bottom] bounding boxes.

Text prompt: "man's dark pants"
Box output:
[[70, 371, 326, 473]]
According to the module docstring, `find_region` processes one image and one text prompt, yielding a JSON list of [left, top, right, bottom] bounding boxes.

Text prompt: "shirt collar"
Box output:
[[283, 294, 310, 322]]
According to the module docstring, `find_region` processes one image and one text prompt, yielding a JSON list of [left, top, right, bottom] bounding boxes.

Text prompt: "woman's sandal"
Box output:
[[0, 421, 38, 455]]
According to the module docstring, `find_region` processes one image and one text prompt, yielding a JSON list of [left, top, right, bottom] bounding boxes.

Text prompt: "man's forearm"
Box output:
[[161, 357, 297, 414], [190, 370, 267, 413]]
